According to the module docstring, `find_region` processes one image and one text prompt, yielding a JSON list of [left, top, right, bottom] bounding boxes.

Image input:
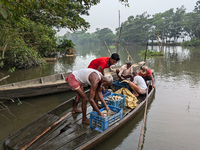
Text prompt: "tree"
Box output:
[[96, 28, 115, 44], [120, 12, 151, 44]]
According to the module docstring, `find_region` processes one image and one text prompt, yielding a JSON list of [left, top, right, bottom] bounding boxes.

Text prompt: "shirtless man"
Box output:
[[65, 68, 113, 124], [116, 61, 133, 81]]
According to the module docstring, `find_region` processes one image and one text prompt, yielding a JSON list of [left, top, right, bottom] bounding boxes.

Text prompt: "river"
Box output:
[[0, 44, 200, 150]]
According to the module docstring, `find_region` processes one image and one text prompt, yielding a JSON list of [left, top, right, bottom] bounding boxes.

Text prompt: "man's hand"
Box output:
[[98, 112, 104, 117], [105, 106, 110, 113]]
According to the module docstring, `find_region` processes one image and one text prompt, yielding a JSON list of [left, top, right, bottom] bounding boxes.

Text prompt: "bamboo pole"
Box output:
[[20, 112, 72, 150], [137, 85, 149, 150], [160, 30, 164, 52], [144, 42, 148, 62], [0, 75, 10, 82], [117, 10, 122, 54], [104, 41, 111, 56], [122, 44, 134, 64]]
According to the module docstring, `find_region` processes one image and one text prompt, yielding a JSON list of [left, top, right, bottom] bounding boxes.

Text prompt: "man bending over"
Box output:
[[65, 68, 113, 124]]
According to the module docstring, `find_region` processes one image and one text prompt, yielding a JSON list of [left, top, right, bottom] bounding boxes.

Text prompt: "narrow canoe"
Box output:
[[0, 84, 155, 150], [0, 61, 145, 99]]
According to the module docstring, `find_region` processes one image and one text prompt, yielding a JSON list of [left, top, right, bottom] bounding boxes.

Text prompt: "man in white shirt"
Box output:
[[116, 61, 133, 81], [65, 68, 113, 124], [129, 71, 147, 97]]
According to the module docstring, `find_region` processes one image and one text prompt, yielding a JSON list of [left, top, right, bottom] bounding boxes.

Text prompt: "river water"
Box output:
[[0, 44, 200, 150]]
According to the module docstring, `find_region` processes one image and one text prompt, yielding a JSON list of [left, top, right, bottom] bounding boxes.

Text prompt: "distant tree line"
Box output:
[[63, 1, 200, 46]]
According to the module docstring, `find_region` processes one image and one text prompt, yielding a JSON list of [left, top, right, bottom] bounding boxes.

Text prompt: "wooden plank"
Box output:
[[28, 106, 93, 150], [57, 129, 100, 150], [8, 115, 59, 149]]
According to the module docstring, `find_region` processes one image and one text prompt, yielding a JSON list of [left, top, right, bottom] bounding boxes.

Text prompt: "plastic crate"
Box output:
[[90, 105, 123, 132], [101, 90, 111, 97], [112, 81, 131, 92], [101, 93, 126, 109]]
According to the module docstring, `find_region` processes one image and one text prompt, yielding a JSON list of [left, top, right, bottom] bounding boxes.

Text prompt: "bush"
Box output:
[[139, 49, 164, 56], [181, 38, 200, 46]]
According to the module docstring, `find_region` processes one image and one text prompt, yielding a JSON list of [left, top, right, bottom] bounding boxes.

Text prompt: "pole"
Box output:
[[0, 75, 10, 82], [144, 42, 148, 62], [137, 85, 149, 150], [122, 44, 134, 64], [104, 41, 111, 56]]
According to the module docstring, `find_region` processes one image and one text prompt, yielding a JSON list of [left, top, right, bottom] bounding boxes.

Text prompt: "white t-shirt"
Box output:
[[133, 75, 147, 90], [72, 68, 102, 85]]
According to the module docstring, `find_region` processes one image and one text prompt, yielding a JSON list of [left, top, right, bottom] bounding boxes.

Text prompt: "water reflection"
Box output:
[[1, 45, 200, 149]]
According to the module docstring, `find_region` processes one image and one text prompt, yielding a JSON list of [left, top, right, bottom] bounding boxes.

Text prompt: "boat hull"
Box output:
[[0, 62, 145, 99], [0, 86, 155, 150]]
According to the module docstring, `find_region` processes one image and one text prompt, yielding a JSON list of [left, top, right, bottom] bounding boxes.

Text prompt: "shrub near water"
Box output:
[[139, 49, 164, 56], [5, 46, 45, 69]]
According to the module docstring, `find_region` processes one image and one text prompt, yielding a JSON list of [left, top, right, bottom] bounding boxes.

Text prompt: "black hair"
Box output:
[[111, 53, 120, 61]]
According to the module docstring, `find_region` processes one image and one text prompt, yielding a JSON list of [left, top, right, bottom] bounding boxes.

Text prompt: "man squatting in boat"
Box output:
[[116, 61, 133, 81], [128, 71, 148, 97], [65, 68, 113, 124]]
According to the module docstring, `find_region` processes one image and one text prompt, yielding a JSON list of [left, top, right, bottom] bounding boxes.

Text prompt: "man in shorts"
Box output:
[[128, 71, 147, 97], [65, 68, 113, 124], [88, 53, 120, 75]]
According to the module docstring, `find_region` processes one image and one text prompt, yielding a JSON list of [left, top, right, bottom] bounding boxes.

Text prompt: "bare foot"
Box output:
[[72, 109, 82, 114], [82, 118, 90, 124]]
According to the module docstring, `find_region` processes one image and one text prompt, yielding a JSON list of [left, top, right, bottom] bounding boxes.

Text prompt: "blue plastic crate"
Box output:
[[101, 90, 111, 97], [101, 93, 126, 109], [90, 105, 123, 132], [112, 81, 131, 92]]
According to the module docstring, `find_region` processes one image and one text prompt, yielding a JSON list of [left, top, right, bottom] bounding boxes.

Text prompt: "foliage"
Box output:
[[181, 38, 200, 46], [4, 41, 45, 69], [139, 49, 164, 56], [119, 12, 151, 44], [57, 38, 75, 52], [109, 45, 115, 49]]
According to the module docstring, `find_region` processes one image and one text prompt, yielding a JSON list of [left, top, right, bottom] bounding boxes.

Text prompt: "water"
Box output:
[[0, 45, 200, 150]]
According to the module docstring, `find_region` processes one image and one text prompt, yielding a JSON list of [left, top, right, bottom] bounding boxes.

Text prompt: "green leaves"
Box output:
[[0, 6, 7, 19]]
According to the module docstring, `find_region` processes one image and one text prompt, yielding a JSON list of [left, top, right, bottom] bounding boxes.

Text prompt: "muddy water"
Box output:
[[0, 45, 200, 150]]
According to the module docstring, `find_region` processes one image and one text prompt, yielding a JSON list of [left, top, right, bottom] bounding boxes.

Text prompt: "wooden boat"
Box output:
[[0, 62, 145, 99], [0, 82, 155, 150], [44, 58, 57, 62]]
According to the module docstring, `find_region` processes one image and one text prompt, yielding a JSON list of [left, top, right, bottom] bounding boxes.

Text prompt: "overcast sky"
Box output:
[[57, 0, 198, 36]]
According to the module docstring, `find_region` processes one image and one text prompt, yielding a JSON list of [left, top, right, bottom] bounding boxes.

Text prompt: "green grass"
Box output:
[[139, 49, 164, 56]]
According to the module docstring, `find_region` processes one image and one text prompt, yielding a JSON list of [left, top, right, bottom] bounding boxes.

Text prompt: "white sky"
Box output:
[[57, 0, 198, 36]]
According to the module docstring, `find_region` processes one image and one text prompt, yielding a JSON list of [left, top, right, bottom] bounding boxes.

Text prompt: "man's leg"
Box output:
[[72, 95, 82, 113], [75, 87, 90, 124], [128, 82, 140, 97]]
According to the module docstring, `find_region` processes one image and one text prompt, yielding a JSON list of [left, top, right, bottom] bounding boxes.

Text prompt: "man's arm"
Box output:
[[96, 66, 104, 75], [97, 86, 109, 112], [89, 73, 103, 116], [118, 66, 125, 79], [150, 75, 155, 88]]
